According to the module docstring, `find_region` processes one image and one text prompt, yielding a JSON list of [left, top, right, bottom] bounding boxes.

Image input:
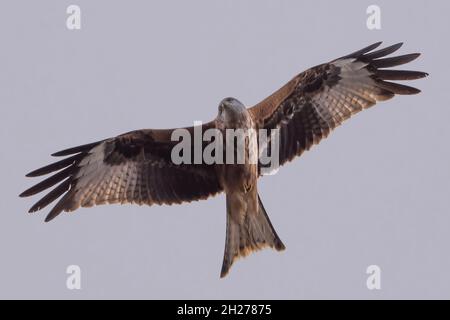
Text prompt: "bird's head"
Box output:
[[218, 97, 247, 127]]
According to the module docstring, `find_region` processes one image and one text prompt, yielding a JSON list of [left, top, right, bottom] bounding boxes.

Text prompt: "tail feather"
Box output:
[[221, 193, 285, 278]]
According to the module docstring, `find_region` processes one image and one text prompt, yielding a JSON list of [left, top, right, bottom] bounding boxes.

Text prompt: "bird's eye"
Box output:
[[219, 104, 225, 113]]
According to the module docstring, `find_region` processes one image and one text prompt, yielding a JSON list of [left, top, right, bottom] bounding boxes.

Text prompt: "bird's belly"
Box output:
[[220, 163, 257, 194]]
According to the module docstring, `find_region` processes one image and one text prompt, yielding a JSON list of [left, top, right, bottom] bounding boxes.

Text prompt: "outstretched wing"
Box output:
[[250, 42, 428, 168], [20, 122, 223, 222]]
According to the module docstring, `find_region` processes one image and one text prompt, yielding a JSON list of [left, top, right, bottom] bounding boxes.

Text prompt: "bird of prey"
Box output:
[[20, 42, 427, 277]]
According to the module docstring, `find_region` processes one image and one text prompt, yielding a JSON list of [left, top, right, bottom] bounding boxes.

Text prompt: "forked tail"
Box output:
[[221, 193, 285, 278]]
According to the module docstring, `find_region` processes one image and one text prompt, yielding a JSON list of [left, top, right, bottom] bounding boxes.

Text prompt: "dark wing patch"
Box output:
[[251, 42, 428, 169], [20, 125, 223, 222]]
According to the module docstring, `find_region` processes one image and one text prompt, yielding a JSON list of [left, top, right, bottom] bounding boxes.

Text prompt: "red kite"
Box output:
[[20, 43, 427, 277]]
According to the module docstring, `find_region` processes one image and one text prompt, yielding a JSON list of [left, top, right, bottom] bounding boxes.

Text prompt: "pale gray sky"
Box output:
[[0, 0, 448, 299]]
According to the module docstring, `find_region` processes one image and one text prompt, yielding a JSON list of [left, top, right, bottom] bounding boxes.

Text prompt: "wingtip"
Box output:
[[416, 71, 429, 79], [390, 42, 404, 52], [50, 141, 103, 157], [403, 87, 422, 95], [407, 53, 422, 62], [25, 167, 52, 177], [44, 205, 65, 222], [51, 149, 71, 157], [19, 190, 30, 198], [51, 151, 65, 157], [44, 210, 58, 222], [51, 148, 72, 157], [28, 207, 38, 214], [368, 41, 383, 51], [25, 170, 40, 178]]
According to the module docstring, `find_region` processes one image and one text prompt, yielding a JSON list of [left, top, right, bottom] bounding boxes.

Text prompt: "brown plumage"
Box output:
[[20, 42, 427, 277]]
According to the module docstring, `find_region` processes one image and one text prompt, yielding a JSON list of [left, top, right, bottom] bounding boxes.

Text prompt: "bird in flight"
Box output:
[[20, 42, 427, 278]]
